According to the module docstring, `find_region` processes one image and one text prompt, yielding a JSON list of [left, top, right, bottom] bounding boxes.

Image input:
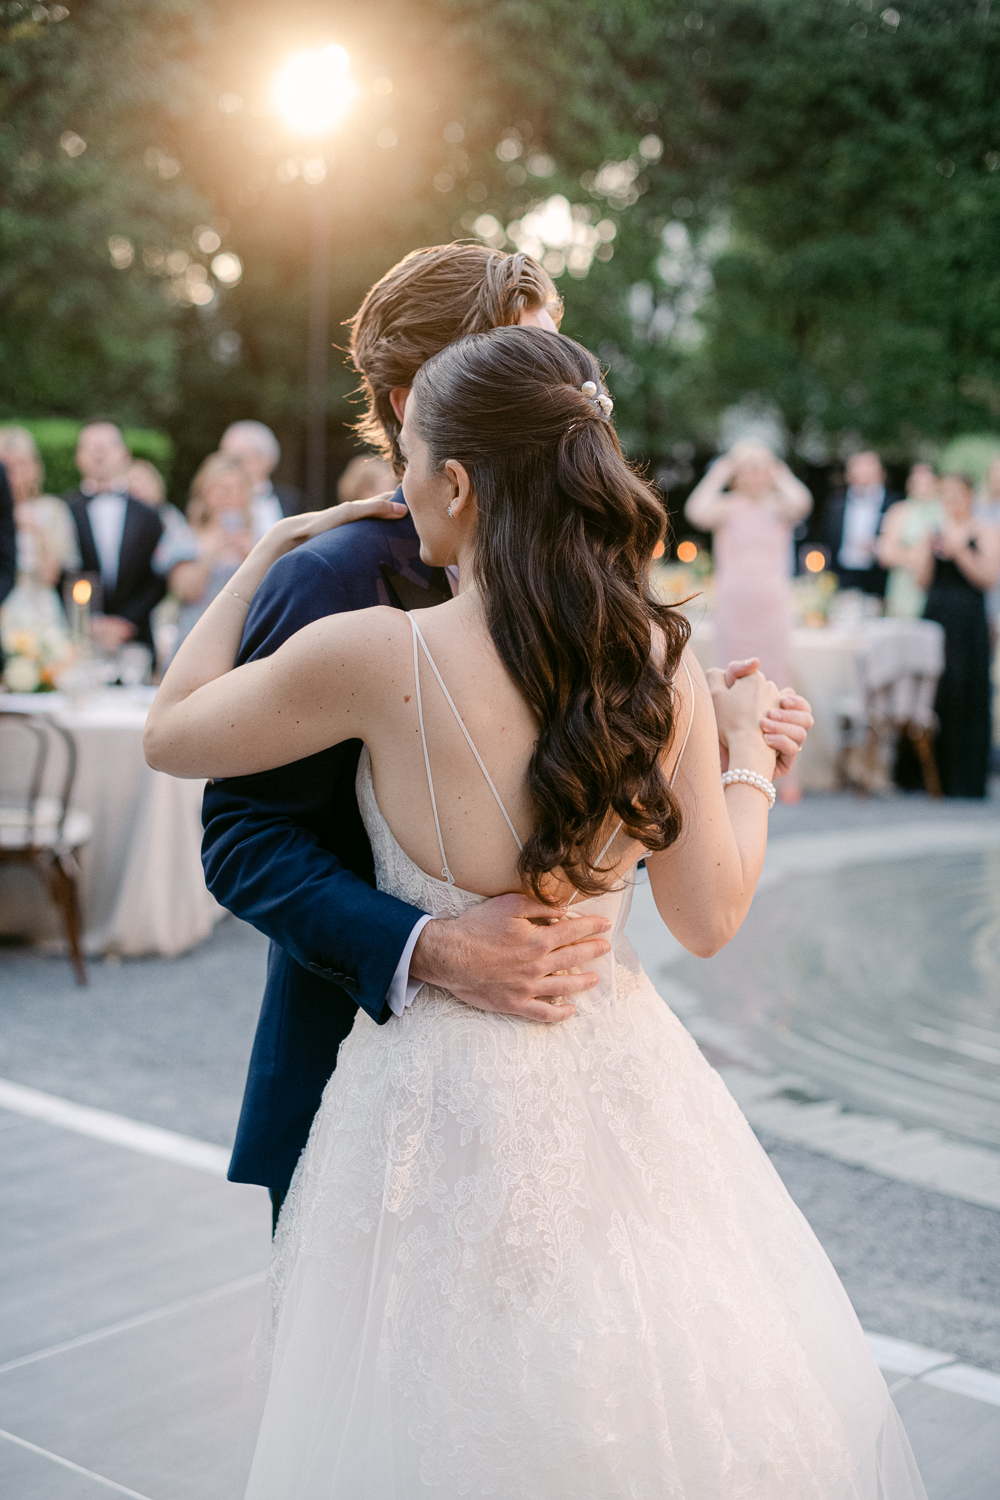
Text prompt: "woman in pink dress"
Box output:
[[686, 442, 812, 799]]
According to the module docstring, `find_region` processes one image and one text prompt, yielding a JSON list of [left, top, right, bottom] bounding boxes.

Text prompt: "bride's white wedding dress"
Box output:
[[245, 618, 925, 1499]]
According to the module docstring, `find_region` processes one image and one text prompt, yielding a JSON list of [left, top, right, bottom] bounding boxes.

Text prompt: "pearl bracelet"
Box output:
[[721, 768, 776, 809]]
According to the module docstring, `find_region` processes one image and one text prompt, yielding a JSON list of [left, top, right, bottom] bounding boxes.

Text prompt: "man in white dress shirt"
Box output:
[[219, 420, 302, 541], [826, 449, 898, 598], [64, 421, 165, 649]]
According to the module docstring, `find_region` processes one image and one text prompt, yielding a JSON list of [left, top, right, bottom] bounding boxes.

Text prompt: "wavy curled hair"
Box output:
[[411, 326, 690, 901]]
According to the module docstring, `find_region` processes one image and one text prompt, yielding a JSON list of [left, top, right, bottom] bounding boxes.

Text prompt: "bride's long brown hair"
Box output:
[[411, 326, 691, 900]]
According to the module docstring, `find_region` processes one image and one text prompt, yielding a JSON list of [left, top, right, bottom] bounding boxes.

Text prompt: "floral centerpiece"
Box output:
[[0, 625, 73, 693], [790, 570, 838, 628]]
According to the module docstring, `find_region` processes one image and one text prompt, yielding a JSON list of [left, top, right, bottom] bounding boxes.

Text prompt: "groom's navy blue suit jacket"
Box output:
[[202, 506, 447, 1195]]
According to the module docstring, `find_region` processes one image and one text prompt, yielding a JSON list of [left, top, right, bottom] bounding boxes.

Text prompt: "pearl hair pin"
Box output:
[[721, 768, 777, 809], [581, 380, 614, 418]]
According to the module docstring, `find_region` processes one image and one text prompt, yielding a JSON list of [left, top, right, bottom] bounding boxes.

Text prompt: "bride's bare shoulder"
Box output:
[[291, 604, 408, 652]]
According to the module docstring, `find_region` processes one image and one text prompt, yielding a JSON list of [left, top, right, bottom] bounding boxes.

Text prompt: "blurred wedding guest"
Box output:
[[686, 442, 812, 801], [219, 420, 300, 539], [336, 454, 396, 504], [976, 454, 1000, 522], [64, 420, 165, 649], [974, 455, 1000, 633], [0, 463, 15, 624], [170, 453, 254, 647], [914, 473, 1000, 798], [875, 461, 942, 619], [825, 449, 899, 597], [0, 425, 79, 636], [126, 458, 200, 580]]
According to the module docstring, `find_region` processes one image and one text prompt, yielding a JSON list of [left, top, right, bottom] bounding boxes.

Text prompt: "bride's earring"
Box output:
[[446, 502, 456, 518]]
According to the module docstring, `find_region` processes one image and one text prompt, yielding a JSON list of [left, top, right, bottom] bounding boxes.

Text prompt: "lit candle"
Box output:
[[70, 578, 92, 644]]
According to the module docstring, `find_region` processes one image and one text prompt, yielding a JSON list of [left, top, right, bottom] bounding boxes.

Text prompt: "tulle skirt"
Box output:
[[244, 957, 926, 1499]]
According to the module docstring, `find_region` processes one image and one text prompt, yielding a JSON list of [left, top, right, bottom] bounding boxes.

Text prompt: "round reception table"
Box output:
[[0, 688, 222, 957], [684, 611, 865, 792]]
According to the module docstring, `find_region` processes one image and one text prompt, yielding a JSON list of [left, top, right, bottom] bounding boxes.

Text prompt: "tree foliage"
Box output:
[[675, 0, 1000, 457], [2, 0, 999, 498]]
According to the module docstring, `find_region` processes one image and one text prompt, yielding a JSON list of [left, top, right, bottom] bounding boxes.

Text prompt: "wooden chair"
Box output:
[[0, 712, 93, 984]]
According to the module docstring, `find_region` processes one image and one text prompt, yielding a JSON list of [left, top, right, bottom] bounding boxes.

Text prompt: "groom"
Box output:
[[202, 243, 813, 1227]]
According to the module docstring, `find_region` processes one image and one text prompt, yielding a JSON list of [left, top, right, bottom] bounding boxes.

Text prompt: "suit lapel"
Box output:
[[112, 498, 146, 608], [71, 500, 100, 575]]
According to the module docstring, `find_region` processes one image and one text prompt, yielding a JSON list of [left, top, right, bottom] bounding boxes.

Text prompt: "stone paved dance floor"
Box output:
[[1, 790, 998, 1497]]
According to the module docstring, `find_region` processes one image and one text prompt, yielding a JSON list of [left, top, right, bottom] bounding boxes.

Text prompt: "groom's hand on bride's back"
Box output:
[[409, 894, 612, 1023]]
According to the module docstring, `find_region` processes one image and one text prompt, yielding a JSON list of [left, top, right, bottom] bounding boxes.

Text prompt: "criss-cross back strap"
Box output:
[[410, 615, 523, 886], [566, 655, 695, 906]]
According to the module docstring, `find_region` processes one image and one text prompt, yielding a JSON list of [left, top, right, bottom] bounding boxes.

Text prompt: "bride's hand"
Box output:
[[260, 494, 407, 563], [722, 658, 813, 777], [706, 664, 780, 776], [234, 494, 408, 599]]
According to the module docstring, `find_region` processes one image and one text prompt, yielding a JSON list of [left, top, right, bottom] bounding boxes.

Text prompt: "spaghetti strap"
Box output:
[[411, 617, 455, 885], [410, 616, 524, 872]]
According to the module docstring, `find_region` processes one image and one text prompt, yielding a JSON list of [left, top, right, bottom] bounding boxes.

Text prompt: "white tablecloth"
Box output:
[[686, 612, 864, 791], [0, 689, 221, 956]]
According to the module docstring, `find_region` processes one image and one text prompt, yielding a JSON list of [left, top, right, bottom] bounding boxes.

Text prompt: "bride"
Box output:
[[145, 327, 925, 1499]]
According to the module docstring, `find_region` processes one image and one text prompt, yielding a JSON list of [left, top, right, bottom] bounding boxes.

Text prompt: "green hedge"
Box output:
[[5, 420, 173, 497]]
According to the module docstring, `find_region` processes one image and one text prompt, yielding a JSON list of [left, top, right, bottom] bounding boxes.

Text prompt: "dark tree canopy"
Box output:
[[2, 0, 998, 498]]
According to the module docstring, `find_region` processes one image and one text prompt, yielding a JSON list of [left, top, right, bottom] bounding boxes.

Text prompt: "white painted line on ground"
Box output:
[[923, 1362, 1000, 1406], [0, 1427, 154, 1498], [0, 1272, 267, 1376], [0, 1077, 230, 1176], [866, 1332, 957, 1377], [866, 1332, 1000, 1408]]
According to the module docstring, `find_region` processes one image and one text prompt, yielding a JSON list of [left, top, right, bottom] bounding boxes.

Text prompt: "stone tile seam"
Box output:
[[0, 1271, 267, 1376], [0, 1426, 154, 1497]]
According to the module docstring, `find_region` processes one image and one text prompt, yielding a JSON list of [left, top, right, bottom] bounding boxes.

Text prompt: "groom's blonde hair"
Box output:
[[349, 243, 562, 474]]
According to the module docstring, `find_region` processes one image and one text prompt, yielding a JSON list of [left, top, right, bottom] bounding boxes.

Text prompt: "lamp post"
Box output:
[[273, 45, 356, 510]]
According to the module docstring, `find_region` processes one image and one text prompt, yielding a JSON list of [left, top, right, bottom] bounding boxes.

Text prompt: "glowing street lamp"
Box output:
[[273, 45, 355, 137], [273, 45, 356, 508]]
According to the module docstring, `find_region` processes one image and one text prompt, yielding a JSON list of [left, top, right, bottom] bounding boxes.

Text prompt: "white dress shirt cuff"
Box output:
[[386, 914, 435, 1017]]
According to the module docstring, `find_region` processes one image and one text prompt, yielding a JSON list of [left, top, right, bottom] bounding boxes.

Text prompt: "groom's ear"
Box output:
[[389, 387, 410, 424]]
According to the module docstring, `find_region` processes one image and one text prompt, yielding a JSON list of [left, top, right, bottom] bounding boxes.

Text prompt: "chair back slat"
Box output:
[[0, 711, 78, 849]]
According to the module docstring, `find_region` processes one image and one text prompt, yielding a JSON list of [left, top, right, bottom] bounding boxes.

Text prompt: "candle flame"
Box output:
[[72, 580, 93, 604]]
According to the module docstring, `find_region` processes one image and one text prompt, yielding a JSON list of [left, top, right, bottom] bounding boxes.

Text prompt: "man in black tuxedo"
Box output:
[[64, 421, 165, 649], [219, 420, 301, 538], [825, 450, 899, 598]]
